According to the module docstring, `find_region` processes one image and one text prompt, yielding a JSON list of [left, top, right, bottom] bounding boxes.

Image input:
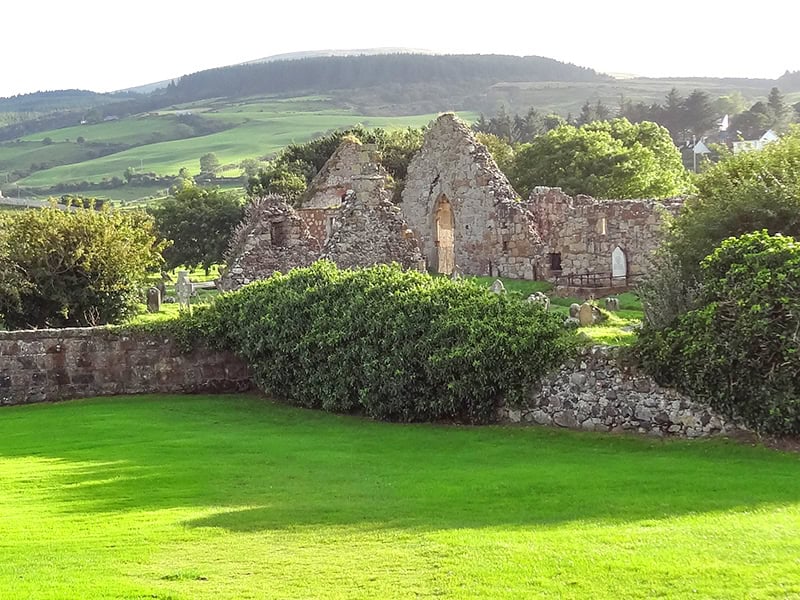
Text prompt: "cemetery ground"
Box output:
[[126, 272, 643, 346], [1, 395, 798, 599]]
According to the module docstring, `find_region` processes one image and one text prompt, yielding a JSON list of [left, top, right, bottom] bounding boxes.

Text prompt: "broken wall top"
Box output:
[[526, 186, 685, 219], [401, 113, 520, 211], [300, 138, 386, 210], [321, 175, 423, 271]]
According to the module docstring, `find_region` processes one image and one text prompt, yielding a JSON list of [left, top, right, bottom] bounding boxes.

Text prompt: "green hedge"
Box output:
[[637, 231, 800, 435], [187, 261, 575, 423]]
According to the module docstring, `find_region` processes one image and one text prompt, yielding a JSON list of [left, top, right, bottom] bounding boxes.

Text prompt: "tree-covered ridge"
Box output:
[[0, 89, 126, 114], [163, 54, 609, 103], [777, 70, 800, 91]]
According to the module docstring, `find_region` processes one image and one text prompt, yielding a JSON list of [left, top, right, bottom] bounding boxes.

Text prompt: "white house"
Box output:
[[732, 129, 779, 154]]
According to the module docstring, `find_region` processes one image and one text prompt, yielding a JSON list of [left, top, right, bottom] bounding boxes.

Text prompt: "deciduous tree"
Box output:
[[150, 185, 244, 275], [509, 118, 689, 199]]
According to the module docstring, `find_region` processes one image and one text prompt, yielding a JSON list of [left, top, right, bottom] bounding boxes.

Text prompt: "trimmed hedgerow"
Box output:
[[637, 231, 800, 435], [189, 261, 575, 423]]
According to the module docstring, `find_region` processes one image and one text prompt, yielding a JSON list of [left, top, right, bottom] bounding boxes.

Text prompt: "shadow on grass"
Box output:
[[1, 394, 799, 533]]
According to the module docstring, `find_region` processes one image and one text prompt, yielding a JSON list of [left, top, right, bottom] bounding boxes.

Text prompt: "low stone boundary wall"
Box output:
[[499, 346, 740, 437], [1, 328, 739, 438], [0, 328, 251, 406]]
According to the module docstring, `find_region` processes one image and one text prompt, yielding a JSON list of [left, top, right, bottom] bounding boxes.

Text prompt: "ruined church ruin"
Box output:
[[221, 113, 681, 291]]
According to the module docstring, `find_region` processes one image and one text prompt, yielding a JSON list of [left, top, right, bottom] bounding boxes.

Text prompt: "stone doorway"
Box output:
[[434, 195, 455, 274]]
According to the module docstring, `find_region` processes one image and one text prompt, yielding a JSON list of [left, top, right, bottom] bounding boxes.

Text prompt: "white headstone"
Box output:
[[612, 247, 627, 279], [175, 271, 193, 310], [490, 279, 506, 294]]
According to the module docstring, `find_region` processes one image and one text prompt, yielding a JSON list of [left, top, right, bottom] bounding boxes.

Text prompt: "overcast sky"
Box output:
[[3, 0, 798, 98]]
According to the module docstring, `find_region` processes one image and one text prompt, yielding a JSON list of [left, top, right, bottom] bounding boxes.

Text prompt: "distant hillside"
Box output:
[[241, 47, 434, 65], [778, 70, 800, 91], [0, 90, 123, 114], [162, 53, 609, 104], [122, 48, 436, 94]]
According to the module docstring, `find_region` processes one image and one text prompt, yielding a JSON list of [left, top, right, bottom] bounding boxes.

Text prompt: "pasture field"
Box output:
[[12, 98, 476, 193], [0, 395, 798, 599]]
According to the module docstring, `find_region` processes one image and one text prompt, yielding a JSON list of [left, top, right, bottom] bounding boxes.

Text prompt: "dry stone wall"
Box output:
[[401, 113, 542, 279], [0, 328, 251, 406], [498, 346, 740, 437]]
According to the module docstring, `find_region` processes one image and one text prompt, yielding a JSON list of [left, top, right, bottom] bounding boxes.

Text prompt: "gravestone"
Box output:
[[526, 292, 550, 311], [612, 246, 627, 279], [490, 279, 506, 294], [156, 280, 167, 302], [175, 271, 193, 310], [578, 302, 595, 327], [146, 287, 161, 313], [569, 303, 581, 318]]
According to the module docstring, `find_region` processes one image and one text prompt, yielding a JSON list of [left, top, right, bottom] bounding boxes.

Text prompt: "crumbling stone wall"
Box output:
[[0, 328, 251, 406], [498, 346, 740, 438], [219, 196, 321, 291], [1, 329, 741, 440], [321, 175, 423, 270], [401, 113, 542, 279], [299, 138, 380, 210], [299, 207, 337, 246], [528, 187, 683, 280], [297, 139, 383, 246]]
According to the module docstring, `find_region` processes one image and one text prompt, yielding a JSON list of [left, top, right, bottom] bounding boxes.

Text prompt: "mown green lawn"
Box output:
[[1, 395, 798, 599]]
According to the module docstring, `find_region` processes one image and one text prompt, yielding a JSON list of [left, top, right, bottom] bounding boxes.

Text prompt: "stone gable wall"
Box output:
[[219, 196, 322, 291], [0, 328, 251, 406], [528, 187, 683, 279], [401, 113, 541, 278], [300, 139, 382, 209], [321, 176, 423, 270]]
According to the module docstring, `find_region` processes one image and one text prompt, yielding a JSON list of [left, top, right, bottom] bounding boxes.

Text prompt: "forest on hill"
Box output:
[[161, 53, 608, 103]]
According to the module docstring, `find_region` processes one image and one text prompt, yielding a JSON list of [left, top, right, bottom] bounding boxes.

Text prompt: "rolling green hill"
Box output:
[[3, 97, 475, 201], [0, 52, 795, 202]]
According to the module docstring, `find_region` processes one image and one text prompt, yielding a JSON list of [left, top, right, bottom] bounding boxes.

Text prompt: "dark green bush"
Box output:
[[190, 261, 574, 423], [637, 231, 800, 435]]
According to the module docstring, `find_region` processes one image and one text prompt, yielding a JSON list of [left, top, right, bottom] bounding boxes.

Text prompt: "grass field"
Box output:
[[0, 395, 798, 599], [12, 100, 476, 193]]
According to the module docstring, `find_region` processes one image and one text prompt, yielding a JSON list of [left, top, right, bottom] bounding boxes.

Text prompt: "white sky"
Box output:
[[3, 0, 798, 98]]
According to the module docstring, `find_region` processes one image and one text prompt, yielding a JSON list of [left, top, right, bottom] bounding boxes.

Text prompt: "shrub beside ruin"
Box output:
[[637, 231, 800, 435], [0, 207, 165, 329], [189, 261, 574, 423]]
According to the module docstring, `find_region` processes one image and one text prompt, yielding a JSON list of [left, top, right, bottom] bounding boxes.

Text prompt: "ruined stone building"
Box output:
[[219, 154, 421, 290], [295, 137, 385, 246], [219, 196, 321, 291], [527, 188, 683, 284], [401, 114, 543, 280], [221, 113, 681, 291]]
